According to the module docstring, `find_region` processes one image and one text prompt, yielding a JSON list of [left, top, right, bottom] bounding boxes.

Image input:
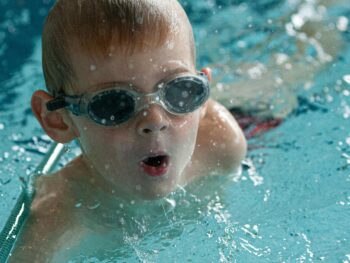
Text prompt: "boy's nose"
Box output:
[[136, 105, 169, 136]]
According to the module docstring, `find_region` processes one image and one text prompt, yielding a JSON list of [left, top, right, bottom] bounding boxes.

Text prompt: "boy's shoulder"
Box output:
[[9, 161, 83, 261], [32, 170, 74, 216], [28, 160, 84, 235], [31, 155, 94, 222], [193, 99, 247, 177]]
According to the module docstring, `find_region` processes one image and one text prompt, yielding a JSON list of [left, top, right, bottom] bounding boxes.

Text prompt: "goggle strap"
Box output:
[[197, 71, 208, 80], [46, 97, 67, 111]]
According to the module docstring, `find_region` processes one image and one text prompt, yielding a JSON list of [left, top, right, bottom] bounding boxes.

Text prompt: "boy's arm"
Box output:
[[9, 211, 60, 262], [8, 177, 76, 263], [193, 99, 247, 177]]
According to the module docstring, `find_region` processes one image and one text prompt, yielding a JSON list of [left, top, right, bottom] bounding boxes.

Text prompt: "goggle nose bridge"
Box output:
[[134, 89, 166, 112]]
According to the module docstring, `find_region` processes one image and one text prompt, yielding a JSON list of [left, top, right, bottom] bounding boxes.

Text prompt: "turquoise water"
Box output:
[[1, 0, 350, 262]]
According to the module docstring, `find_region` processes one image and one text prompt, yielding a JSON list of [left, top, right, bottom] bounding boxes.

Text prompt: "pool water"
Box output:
[[1, 0, 350, 262]]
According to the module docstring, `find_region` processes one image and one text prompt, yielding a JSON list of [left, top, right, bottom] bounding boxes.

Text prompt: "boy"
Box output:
[[10, 0, 246, 261]]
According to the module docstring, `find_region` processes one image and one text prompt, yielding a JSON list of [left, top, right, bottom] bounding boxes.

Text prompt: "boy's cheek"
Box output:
[[72, 122, 129, 154], [199, 102, 209, 120], [170, 111, 200, 130], [80, 130, 132, 151], [170, 114, 201, 150]]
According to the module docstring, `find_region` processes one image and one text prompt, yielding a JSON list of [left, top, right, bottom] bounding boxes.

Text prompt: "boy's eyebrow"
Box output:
[[157, 64, 194, 79], [90, 66, 193, 91]]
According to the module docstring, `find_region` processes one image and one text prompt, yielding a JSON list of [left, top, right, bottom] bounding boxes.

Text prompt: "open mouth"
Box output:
[[143, 155, 169, 167], [140, 155, 170, 177]]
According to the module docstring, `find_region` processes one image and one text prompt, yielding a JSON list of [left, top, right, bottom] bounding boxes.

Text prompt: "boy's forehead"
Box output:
[[69, 39, 194, 92]]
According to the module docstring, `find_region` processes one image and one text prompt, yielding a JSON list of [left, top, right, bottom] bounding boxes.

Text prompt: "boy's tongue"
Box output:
[[140, 155, 169, 177]]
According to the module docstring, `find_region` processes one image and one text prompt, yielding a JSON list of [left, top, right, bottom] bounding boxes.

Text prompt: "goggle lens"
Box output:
[[88, 90, 135, 126], [164, 77, 208, 114]]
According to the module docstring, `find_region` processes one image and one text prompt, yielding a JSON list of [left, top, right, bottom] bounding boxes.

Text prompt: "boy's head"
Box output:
[[42, 0, 196, 96], [33, 0, 211, 200]]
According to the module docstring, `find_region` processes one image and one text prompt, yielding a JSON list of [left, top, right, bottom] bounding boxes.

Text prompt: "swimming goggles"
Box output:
[[46, 72, 210, 126]]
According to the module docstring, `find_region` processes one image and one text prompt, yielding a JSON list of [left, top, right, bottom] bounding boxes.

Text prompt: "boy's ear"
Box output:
[[31, 90, 79, 143], [201, 67, 212, 82]]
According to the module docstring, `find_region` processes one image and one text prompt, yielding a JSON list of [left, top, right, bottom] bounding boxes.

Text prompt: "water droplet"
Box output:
[[275, 53, 289, 65], [164, 198, 176, 209], [0, 123, 4, 130], [345, 137, 350, 146], [337, 16, 348, 31], [207, 230, 213, 238], [110, 115, 115, 121], [185, 82, 192, 88], [101, 119, 107, 125], [166, 40, 174, 50], [343, 75, 350, 84], [11, 145, 20, 151], [247, 64, 266, 79], [181, 91, 189, 98], [237, 40, 246, 48], [285, 63, 292, 70], [178, 101, 184, 107], [291, 14, 304, 29], [90, 64, 96, 71], [87, 202, 100, 210], [75, 203, 82, 208], [216, 83, 224, 92]]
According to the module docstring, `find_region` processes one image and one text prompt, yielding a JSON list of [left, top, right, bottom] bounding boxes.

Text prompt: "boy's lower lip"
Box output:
[[139, 155, 170, 177], [140, 163, 169, 177]]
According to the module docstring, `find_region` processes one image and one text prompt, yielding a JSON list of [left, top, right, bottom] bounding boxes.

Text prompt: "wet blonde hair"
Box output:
[[42, 0, 195, 96]]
